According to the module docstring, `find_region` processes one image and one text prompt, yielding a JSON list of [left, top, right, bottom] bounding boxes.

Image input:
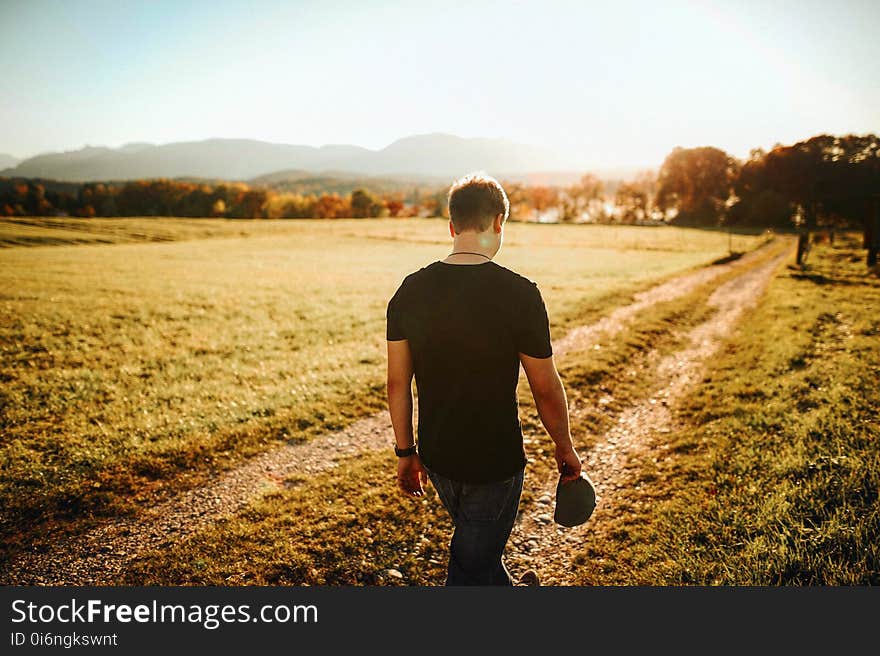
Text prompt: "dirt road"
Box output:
[[508, 242, 794, 584]]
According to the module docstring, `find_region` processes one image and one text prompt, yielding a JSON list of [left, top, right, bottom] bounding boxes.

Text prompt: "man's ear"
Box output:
[[449, 220, 456, 237], [494, 213, 504, 234]]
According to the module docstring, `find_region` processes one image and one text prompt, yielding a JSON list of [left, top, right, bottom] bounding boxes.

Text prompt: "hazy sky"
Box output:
[[1, 0, 878, 168]]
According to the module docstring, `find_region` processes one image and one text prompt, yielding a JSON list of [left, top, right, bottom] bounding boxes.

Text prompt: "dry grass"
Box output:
[[121, 238, 879, 586], [0, 217, 764, 560], [569, 233, 880, 584], [121, 243, 772, 585]]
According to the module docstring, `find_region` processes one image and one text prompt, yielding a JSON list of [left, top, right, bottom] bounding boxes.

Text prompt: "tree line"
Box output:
[[657, 133, 879, 231], [2, 133, 877, 235], [0, 178, 442, 220], [510, 133, 878, 231], [653, 133, 880, 267]]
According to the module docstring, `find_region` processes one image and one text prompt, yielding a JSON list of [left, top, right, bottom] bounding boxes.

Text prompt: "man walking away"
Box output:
[[386, 172, 582, 586]]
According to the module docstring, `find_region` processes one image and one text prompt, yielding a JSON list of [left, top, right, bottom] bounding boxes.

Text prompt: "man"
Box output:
[[386, 172, 582, 586]]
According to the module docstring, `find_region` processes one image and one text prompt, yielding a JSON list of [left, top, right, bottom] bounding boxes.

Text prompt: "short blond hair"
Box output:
[[447, 172, 509, 232]]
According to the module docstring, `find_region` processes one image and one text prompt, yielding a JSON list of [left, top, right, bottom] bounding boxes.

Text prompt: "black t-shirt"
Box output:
[[386, 260, 552, 483]]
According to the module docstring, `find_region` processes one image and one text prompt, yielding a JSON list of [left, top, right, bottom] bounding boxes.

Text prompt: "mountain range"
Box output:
[[0, 134, 576, 183], [0, 153, 19, 169]]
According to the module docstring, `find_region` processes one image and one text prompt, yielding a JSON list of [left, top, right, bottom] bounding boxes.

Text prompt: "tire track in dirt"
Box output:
[[553, 243, 769, 355], [3, 240, 780, 585], [507, 242, 794, 585]]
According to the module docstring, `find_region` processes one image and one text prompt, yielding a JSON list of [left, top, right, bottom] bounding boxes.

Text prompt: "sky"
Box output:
[[1, 0, 878, 169]]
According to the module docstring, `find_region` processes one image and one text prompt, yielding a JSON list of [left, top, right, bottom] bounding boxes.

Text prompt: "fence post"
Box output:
[[797, 231, 810, 266], [868, 198, 880, 268]]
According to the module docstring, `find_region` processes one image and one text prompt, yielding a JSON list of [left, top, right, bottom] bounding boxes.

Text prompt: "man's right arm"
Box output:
[[519, 353, 582, 481]]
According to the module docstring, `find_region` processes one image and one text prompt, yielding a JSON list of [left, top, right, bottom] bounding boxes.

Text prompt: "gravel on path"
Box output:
[[507, 242, 794, 585]]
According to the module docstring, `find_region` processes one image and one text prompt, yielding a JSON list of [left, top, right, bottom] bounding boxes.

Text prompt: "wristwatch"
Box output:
[[394, 444, 417, 457]]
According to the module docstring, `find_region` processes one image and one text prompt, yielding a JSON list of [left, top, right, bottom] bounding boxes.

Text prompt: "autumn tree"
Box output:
[[226, 187, 268, 219], [568, 173, 604, 221], [384, 193, 405, 217], [313, 193, 350, 218], [615, 183, 648, 224], [529, 186, 559, 218], [656, 146, 739, 225], [350, 188, 383, 218], [731, 134, 879, 265], [503, 182, 532, 221], [734, 134, 879, 230], [210, 198, 227, 217]]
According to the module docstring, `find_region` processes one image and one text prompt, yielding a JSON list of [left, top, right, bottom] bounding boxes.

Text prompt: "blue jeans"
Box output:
[[426, 466, 525, 586]]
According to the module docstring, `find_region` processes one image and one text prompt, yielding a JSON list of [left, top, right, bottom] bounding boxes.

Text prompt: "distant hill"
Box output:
[[248, 169, 447, 198], [0, 134, 570, 183], [249, 168, 443, 186], [0, 153, 20, 169]]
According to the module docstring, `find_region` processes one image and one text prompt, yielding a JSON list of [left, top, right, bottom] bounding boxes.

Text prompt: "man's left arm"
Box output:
[[387, 339, 427, 496]]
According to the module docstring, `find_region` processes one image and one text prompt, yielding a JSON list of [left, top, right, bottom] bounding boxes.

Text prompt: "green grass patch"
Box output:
[[569, 233, 879, 584]]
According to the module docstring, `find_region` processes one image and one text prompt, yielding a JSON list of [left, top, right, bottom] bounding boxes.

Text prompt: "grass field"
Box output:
[[0, 216, 769, 250], [568, 233, 880, 584], [122, 247, 735, 585], [0, 217, 766, 559], [119, 234, 878, 586]]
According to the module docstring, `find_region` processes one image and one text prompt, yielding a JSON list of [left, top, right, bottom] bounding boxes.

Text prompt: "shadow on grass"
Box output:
[[710, 251, 744, 266], [788, 266, 878, 287], [678, 224, 779, 236]]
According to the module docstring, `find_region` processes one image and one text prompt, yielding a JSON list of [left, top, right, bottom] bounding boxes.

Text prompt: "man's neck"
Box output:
[[444, 233, 495, 264]]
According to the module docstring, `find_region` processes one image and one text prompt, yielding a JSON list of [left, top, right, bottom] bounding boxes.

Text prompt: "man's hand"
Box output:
[[555, 444, 582, 482], [397, 454, 428, 497]]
